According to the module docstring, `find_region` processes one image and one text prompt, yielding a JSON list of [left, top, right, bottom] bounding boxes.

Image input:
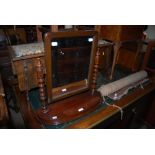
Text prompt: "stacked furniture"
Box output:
[[95, 25, 145, 79]]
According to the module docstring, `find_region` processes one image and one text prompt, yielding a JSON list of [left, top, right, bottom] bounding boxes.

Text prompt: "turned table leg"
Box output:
[[142, 41, 155, 70]]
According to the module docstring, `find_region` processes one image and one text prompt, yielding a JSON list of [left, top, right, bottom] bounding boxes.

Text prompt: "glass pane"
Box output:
[[51, 36, 93, 88]]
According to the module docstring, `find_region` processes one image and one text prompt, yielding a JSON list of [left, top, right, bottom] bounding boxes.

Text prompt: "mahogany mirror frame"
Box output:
[[44, 30, 98, 103]]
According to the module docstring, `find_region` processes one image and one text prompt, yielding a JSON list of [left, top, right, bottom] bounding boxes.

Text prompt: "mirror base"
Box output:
[[36, 91, 102, 125]]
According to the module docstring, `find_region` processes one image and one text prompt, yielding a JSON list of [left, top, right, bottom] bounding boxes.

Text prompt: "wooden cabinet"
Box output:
[[9, 43, 45, 91], [96, 25, 144, 41], [117, 41, 142, 71], [96, 25, 145, 79]]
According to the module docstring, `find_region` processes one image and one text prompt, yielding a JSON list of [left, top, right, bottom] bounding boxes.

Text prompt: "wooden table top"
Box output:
[[66, 81, 155, 128], [15, 79, 155, 129]]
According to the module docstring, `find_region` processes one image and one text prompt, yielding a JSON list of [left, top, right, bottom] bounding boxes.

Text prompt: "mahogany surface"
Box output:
[[37, 91, 101, 125]]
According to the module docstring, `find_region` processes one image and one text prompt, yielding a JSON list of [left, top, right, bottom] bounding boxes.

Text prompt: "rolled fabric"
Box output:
[[98, 70, 148, 97]]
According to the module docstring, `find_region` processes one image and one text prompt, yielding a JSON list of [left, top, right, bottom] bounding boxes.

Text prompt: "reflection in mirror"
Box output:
[[51, 36, 93, 88]]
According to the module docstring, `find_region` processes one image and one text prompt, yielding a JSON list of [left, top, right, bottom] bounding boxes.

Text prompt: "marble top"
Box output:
[[11, 42, 44, 58]]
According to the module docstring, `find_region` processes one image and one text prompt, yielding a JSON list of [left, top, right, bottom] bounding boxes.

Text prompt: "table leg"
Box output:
[[109, 42, 121, 80], [142, 41, 155, 70]]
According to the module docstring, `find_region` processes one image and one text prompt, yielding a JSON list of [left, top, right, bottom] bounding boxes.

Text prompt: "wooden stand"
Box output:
[[36, 47, 102, 125]]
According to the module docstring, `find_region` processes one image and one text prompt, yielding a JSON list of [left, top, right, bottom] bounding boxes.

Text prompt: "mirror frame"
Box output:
[[44, 30, 98, 103]]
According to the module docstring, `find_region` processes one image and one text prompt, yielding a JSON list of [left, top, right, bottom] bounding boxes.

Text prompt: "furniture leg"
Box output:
[[132, 40, 142, 71], [142, 41, 155, 70], [109, 42, 121, 80]]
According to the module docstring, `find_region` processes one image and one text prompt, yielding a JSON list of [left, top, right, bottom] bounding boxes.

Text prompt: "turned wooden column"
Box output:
[[36, 25, 43, 42], [36, 58, 48, 113], [91, 48, 100, 94], [50, 25, 59, 32]]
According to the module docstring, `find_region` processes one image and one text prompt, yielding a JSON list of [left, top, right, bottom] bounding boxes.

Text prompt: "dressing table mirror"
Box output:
[[45, 31, 98, 102], [37, 31, 102, 125]]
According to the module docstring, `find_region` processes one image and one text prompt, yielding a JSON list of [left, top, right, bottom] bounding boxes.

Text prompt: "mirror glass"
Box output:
[[51, 36, 93, 88]]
